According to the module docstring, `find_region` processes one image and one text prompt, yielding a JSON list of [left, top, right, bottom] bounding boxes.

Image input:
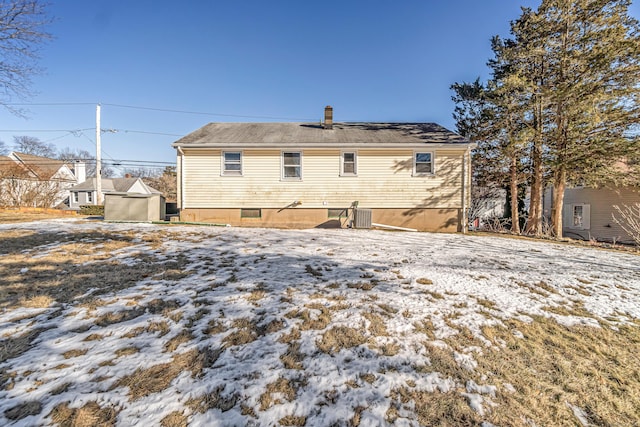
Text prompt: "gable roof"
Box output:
[[172, 122, 471, 149], [70, 177, 161, 194], [3, 152, 74, 181]]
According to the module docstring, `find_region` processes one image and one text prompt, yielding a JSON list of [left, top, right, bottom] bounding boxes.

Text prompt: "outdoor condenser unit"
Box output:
[[353, 209, 372, 229]]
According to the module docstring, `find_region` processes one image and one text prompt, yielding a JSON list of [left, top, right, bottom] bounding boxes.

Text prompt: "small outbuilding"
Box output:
[[104, 193, 166, 222]]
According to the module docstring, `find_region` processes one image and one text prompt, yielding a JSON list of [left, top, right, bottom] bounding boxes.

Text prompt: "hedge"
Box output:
[[79, 205, 104, 216]]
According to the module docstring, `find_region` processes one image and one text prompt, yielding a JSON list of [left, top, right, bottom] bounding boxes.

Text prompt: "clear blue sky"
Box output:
[[1, 0, 638, 174]]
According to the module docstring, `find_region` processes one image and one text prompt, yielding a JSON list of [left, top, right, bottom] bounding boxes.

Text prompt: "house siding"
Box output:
[[563, 187, 640, 243], [181, 149, 464, 209], [178, 148, 466, 231]]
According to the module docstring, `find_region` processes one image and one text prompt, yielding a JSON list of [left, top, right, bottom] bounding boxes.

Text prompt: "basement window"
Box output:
[[241, 208, 261, 218], [282, 152, 302, 180], [413, 152, 434, 175], [328, 208, 349, 218], [222, 151, 242, 176]]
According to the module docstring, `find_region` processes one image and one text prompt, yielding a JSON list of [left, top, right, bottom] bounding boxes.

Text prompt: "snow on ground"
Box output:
[[0, 219, 639, 426]]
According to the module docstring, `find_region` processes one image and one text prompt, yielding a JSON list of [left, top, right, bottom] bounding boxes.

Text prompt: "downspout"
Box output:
[[461, 148, 468, 234], [177, 147, 185, 211]]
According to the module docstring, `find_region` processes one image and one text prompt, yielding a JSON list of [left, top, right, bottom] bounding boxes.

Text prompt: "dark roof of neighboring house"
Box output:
[[172, 122, 470, 148], [4, 152, 72, 180], [69, 177, 161, 194]]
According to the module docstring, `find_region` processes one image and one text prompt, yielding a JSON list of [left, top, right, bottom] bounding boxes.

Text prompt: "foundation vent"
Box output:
[[353, 209, 372, 229]]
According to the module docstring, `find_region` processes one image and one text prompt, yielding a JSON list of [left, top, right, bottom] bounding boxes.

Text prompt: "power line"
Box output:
[[101, 103, 318, 121]]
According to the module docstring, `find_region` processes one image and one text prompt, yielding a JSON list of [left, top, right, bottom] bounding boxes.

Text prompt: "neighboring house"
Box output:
[[171, 106, 475, 232], [68, 177, 161, 210], [0, 152, 81, 208], [543, 186, 640, 243], [469, 187, 507, 228]]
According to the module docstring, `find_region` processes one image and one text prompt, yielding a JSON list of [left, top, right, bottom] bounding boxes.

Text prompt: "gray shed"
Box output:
[[104, 193, 166, 222]]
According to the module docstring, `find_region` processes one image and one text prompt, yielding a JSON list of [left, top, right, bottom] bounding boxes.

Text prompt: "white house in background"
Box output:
[[0, 152, 82, 208], [470, 187, 506, 228], [543, 186, 640, 244], [68, 177, 161, 210]]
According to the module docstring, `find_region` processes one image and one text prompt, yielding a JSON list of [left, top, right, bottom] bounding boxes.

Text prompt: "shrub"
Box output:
[[79, 205, 104, 216]]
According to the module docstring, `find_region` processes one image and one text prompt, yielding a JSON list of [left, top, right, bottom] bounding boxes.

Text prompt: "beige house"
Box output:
[[0, 152, 80, 208], [544, 186, 640, 243], [172, 107, 475, 232]]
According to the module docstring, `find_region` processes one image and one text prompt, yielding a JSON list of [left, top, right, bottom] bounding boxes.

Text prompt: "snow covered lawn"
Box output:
[[1, 219, 639, 426]]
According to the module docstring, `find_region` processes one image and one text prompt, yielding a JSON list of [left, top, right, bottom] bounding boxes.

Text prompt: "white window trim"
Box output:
[[87, 191, 93, 203], [221, 151, 243, 176], [72, 192, 79, 203], [412, 151, 435, 176], [281, 151, 303, 181], [340, 151, 358, 176]]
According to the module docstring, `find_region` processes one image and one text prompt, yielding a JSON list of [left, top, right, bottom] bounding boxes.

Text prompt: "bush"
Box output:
[[612, 203, 640, 246], [79, 205, 104, 216]]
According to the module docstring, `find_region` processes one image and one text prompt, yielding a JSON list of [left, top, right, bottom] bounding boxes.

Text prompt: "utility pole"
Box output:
[[96, 104, 102, 205]]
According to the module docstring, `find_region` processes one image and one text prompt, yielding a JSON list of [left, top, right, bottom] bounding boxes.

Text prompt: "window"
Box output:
[[341, 152, 357, 176], [573, 205, 583, 228], [282, 152, 302, 180], [565, 203, 590, 230], [72, 192, 79, 203], [222, 151, 242, 176], [87, 192, 93, 203], [241, 208, 261, 218], [414, 152, 434, 175]]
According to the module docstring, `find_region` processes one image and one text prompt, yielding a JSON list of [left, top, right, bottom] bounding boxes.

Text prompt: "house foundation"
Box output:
[[179, 208, 461, 232]]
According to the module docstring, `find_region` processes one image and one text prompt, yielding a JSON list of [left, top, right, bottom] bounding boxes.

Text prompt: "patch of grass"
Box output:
[[160, 411, 188, 427], [413, 320, 436, 340], [476, 298, 497, 310], [388, 388, 481, 425], [204, 319, 226, 335], [114, 347, 221, 399], [279, 415, 307, 426], [317, 327, 367, 354], [422, 289, 445, 300], [362, 312, 388, 336], [4, 401, 43, 421], [18, 295, 54, 308], [83, 333, 105, 342], [377, 303, 398, 315], [416, 277, 433, 285], [63, 348, 88, 359], [115, 346, 139, 357], [259, 377, 304, 411], [164, 330, 194, 352], [222, 318, 259, 348], [286, 305, 332, 331], [280, 342, 305, 370], [186, 384, 238, 413], [466, 317, 640, 426], [0, 328, 49, 363], [95, 308, 144, 327], [49, 401, 119, 427], [542, 301, 596, 319], [347, 281, 376, 291]]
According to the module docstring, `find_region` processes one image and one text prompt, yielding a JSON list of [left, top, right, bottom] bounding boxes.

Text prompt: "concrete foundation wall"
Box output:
[[180, 207, 461, 232]]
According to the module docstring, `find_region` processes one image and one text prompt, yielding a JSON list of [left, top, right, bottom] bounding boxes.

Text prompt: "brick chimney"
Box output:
[[324, 105, 333, 129]]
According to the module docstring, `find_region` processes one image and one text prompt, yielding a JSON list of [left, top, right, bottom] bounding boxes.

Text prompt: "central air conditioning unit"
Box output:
[[353, 208, 372, 229]]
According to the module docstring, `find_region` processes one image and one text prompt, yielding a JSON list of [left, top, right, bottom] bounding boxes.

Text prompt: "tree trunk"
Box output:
[[551, 167, 566, 237], [526, 137, 543, 235], [510, 155, 520, 234], [525, 88, 544, 236]]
